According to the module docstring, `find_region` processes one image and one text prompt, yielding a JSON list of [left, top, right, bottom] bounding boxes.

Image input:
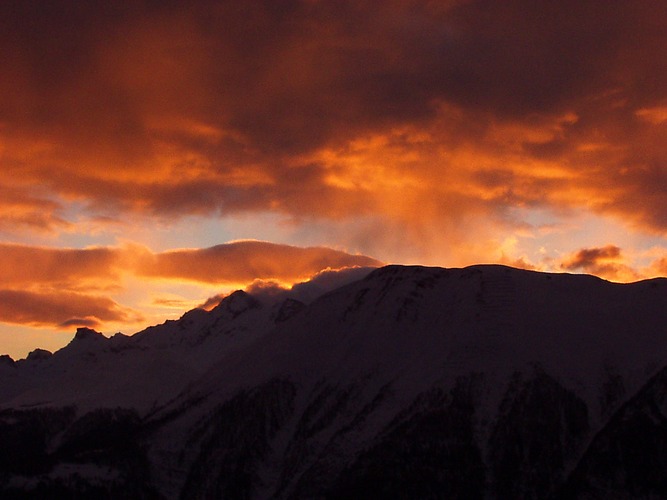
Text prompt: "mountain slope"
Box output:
[[1, 264, 667, 498]]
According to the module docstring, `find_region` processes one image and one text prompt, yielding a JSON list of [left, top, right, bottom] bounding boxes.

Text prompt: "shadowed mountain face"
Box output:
[[1, 265, 667, 498]]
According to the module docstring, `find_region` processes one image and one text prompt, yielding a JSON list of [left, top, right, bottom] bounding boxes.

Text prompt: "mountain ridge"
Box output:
[[1, 263, 667, 498]]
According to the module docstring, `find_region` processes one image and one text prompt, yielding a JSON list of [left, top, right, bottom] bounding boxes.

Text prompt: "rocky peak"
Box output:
[[0, 354, 15, 367], [26, 348, 52, 362], [74, 327, 105, 341], [212, 290, 261, 318]]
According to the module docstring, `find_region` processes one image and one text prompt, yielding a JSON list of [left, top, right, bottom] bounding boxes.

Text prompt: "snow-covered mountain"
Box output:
[[1, 264, 667, 498]]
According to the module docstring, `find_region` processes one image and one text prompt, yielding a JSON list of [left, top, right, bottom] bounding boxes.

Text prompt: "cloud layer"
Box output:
[[0, 0, 665, 257], [0, 290, 138, 329], [139, 241, 382, 283], [0, 241, 381, 329]]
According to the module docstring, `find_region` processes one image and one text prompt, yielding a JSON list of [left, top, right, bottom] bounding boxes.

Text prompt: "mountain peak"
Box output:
[[0, 354, 14, 367], [3, 264, 667, 498], [212, 290, 261, 318], [25, 348, 52, 362], [74, 327, 105, 341]]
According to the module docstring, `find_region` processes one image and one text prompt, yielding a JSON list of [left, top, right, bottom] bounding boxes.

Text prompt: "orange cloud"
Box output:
[[0, 1, 665, 276], [0, 2, 663, 224], [0, 289, 139, 329], [141, 241, 383, 284], [0, 186, 70, 234], [636, 105, 667, 125], [0, 241, 381, 331], [0, 241, 380, 288], [0, 243, 121, 289], [650, 257, 667, 277]]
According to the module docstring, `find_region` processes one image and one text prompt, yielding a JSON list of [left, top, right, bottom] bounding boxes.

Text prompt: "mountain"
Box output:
[[1, 264, 667, 498]]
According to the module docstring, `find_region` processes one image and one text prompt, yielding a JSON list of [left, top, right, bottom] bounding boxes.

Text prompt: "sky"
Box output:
[[1, 0, 667, 359]]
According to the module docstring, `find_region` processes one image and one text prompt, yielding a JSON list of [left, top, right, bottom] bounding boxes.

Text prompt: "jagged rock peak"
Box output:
[[74, 327, 105, 341], [26, 348, 52, 361], [0, 354, 14, 366], [110, 332, 131, 347], [213, 290, 261, 317]]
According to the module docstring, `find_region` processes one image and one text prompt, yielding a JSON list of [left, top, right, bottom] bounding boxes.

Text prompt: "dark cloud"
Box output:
[[562, 245, 622, 271], [59, 317, 104, 329], [560, 245, 639, 281]]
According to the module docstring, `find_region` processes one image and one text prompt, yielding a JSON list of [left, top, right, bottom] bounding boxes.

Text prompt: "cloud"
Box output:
[[202, 265, 378, 310], [0, 243, 122, 289], [0, 240, 381, 330], [636, 105, 667, 125], [0, 289, 140, 329], [0, 187, 71, 235], [650, 257, 667, 277], [287, 266, 379, 303], [0, 241, 380, 288], [0, 2, 664, 218], [561, 245, 623, 271], [560, 245, 639, 282], [0, 1, 666, 268], [140, 240, 383, 284], [59, 317, 109, 329]]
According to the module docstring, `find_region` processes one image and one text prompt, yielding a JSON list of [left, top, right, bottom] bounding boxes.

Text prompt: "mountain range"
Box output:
[[1, 264, 667, 499]]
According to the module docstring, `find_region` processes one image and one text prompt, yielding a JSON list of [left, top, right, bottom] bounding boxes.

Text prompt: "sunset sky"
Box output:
[[2, 0, 667, 359]]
